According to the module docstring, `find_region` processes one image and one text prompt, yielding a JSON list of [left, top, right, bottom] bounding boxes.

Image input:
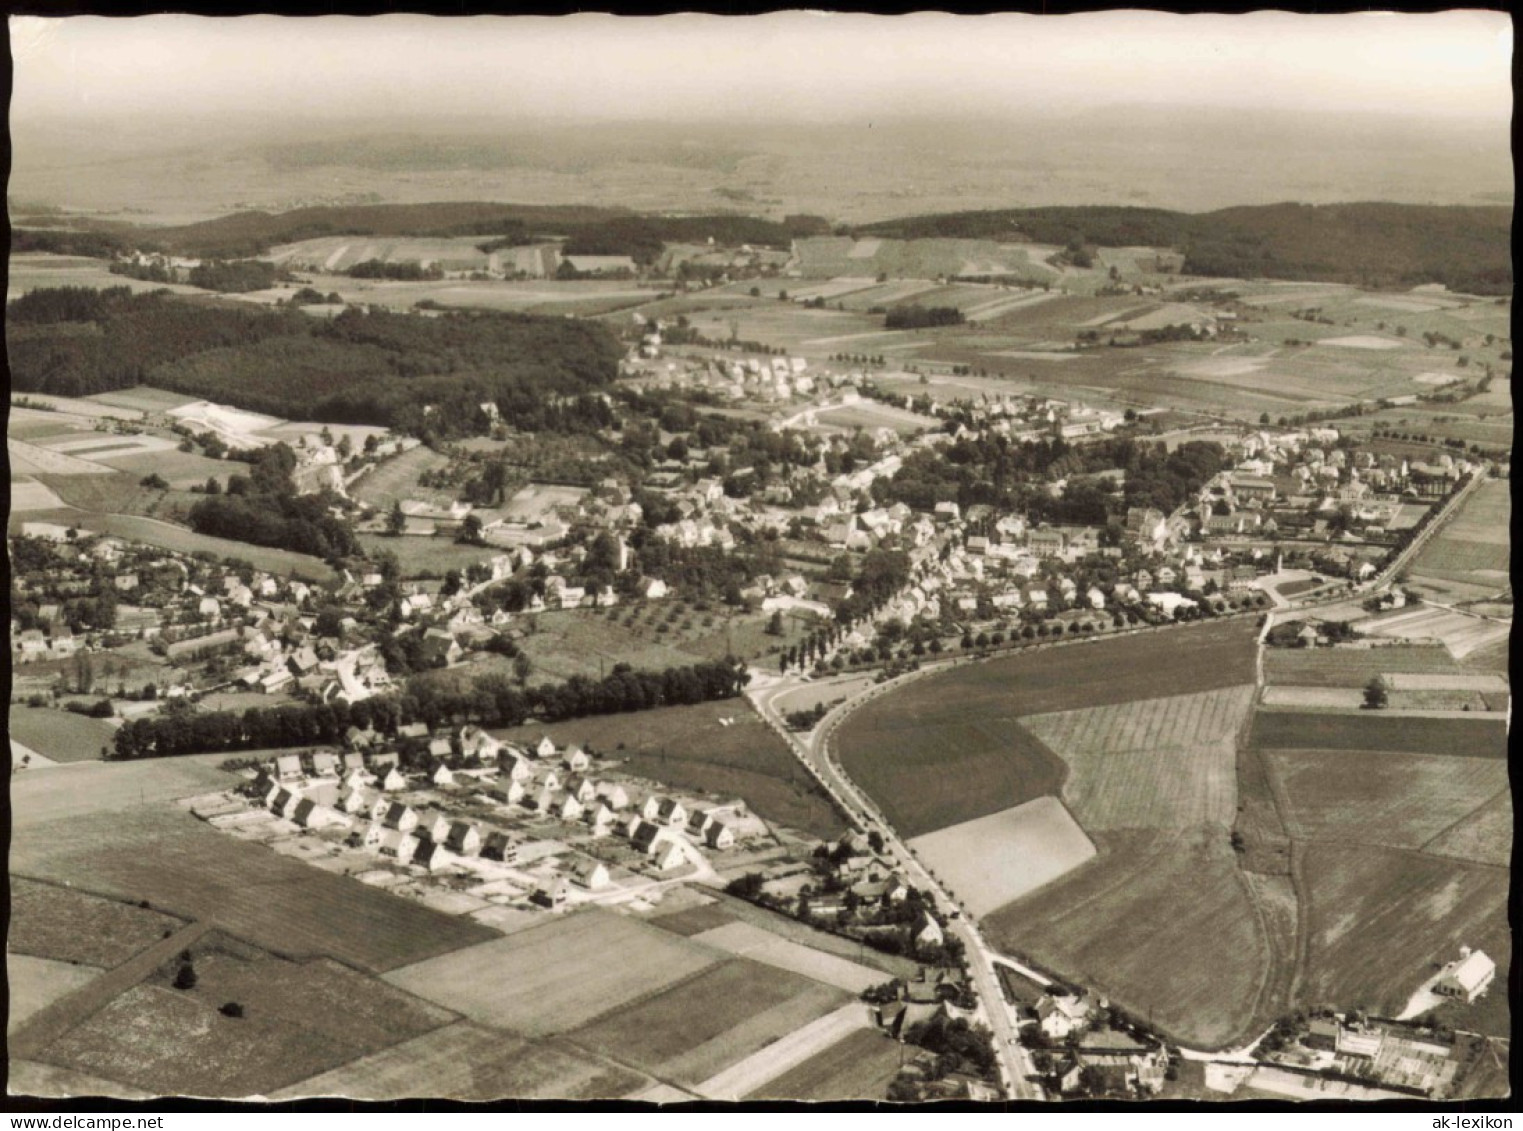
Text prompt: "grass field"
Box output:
[[1022, 685, 1253, 830], [9, 956, 102, 1036], [276, 1023, 647, 1101], [1299, 846, 1509, 1024], [354, 533, 503, 578], [493, 698, 844, 839], [10, 878, 187, 969], [13, 808, 497, 973], [1263, 644, 1470, 688], [33, 934, 454, 1098], [1268, 750, 1507, 851], [1248, 711, 1506, 759], [7, 708, 117, 764], [349, 444, 449, 510], [698, 892, 921, 982], [649, 902, 742, 938], [908, 797, 1096, 916], [838, 622, 1256, 837], [11, 756, 241, 829], [985, 826, 1273, 1050], [748, 1025, 904, 1102], [383, 910, 721, 1038], [1420, 789, 1513, 868], [567, 958, 849, 1088]]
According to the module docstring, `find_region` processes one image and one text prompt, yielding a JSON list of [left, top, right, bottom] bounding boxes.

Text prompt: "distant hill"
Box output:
[[857, 203, 1512, 294], [14, 202, 806, 263]]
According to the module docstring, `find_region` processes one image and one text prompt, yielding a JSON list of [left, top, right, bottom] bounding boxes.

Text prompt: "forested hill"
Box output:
[[7, 287, 623, 436], [857, 203, 1512, 294], [13, 201, 813, 262]]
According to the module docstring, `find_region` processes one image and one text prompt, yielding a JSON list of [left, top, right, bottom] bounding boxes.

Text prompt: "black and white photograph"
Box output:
[[6, 9, 1512, 1107]]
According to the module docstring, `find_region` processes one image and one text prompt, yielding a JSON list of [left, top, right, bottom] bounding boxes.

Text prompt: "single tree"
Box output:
[[386, 499, 407, 537], [1362, 676, 1389, 710]]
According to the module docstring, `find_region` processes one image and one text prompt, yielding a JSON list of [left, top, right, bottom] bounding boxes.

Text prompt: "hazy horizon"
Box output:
[[13, 12, 1513, 128]]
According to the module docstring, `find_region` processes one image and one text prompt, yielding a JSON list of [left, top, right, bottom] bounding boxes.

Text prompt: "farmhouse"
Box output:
[[1434, 948, 1495, 1003]]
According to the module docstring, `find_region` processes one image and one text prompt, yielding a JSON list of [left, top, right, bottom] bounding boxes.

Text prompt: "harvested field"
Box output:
[[32, 934, 454, 1099], [907, 797, 1096, 916], [985, 826, 1273, 1050], [1022, 685, 1253, 830], [383, 910, 719, 1037], [1415, 538, 1511, 575], [1300, 846, 1509, 1022], [1268, 750, 1508, 850], [689, 921, 886, 995], [6, 708, 116, 764], [494, 699, 843, 839], [1263, 644, 1468, 688], [9, 956, 102, 1036], [10, 878, 187, 969], [749, 1025, 904, 1102], [276, 1023, 646, 1101], [838, 621, 1256, 836], [1248, 711, 1506, 759], [568, 958, 849, 1088], [1421, 789, 1513, 868], [13, 808, 496, 973]]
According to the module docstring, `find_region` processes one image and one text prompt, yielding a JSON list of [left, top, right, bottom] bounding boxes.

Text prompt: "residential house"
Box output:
[[444, 821, 482, 857], [480, 831, 515, 862], [379, 829, 419, 864], [381, 802, 418, 833], [704, 821, 736, 850], [379, 767, 407, 792], [571, 858, 611, 891], [310, 751, 339, 778], [562, 745, 591, 773], [1037, 990, 1100, 1040], [414, 810, 451, 844], [915, 914, 945, 949], [414, 841, 457, 873], [275, 754, 305, 782], [430, 762, 455, 788], [651, 841, 686, 872]]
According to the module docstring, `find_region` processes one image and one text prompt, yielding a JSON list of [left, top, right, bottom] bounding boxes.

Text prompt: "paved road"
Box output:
[[749, 671, 1044, 1101]]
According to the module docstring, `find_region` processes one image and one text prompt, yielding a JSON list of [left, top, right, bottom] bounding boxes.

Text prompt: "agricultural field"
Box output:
[[695, 892, 921, 982], [11, 754, 240, 829], [10, 878, 187, 969], [276, 1024, 647, 1101], [1411, 480, 1512, 595], [382, 910, 720, 1038], [686, 922, 886, 995], [7, 707, 117, 764], [648, 901, 742, 939], [1263, 644, 1471, 688], [906, 797, 1096, 916], [12, 807, 497, 973], [29, 933, 455, 1099], [1267, 750, 1508, 851], [9, 957, 103, 1035], [493, 698, 844, 839], [1248, 711, 1506, 759], [986, 827, 1273, 1050], [7, 254, 207, 301], [837, 621, 1256, 837], [566, 957, 849, 1088], [1298, 847, 1509, 1028], [349, 444, 450, 511], [1421, 789, 1513, 868], [1022, 685, 1253, 830], [749, 1026, 906, 1102], [1355, 606, 1511, 658]]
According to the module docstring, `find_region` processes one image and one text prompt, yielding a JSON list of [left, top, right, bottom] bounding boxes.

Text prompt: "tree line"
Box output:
[[109, 656, 750, 760]]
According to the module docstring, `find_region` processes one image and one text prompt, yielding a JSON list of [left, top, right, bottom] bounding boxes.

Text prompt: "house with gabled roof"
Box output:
[[686, 809, 713, 838], [491, 778, 528, 807], [398, 722, 430, 741], [480, 831, 516, 862], [571, 858, 611, 890], [414, 810, 451, 844], [380, 829, 419, 864], [414, 840, 456, 873], [596, 782, 630, 810], [1037, 990, 1102, 1040], [1435, 948, 1495, 1003], [354, 821, 386, 850], [430, 762, 455, 787], [704, 821, 735, 850], [275, 753, 304, 782], [651, 841, 686, 872], [534, 736, 558, 759], [550, 791, 584, 822], [342, 750, 367, 774], [367, 749, 401, 771], [644, 796, 688, 827], [338, 784, 374, 816], [381, 802, 418, 833], [586, 802, 617, 835], [498, 751, 534, 782], [562, 775, 597, 803], [562, 745, 591, 772], [310, 751, 339, 778], [380, 767, 407, 792], [531, 879, 569, 908], [445, 821, 481, 857], [628, 818, 666, 852]]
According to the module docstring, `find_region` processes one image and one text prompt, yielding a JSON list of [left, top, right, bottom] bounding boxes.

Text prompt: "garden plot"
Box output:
[[906, 796, 1096, 917]]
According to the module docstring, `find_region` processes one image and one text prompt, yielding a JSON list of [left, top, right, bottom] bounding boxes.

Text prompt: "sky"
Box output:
[[10, 11, 1513, 128]]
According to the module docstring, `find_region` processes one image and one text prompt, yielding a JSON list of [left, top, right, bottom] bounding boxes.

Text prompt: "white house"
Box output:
[[1435, 948, 1496, 1003]]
